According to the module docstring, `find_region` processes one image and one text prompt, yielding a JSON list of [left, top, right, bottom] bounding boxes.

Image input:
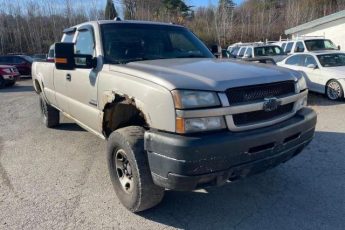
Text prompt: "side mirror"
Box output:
[[55, 42, 75, 70], [55, 42, 97, 70], [307, 64, 317, 69]]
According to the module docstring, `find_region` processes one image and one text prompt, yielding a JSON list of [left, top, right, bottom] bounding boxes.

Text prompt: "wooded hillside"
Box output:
[[0, 0, 344, 55]]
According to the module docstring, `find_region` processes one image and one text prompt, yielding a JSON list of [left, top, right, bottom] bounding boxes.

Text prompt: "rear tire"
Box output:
[[326, 80, 344, 101], [107, 126, 164, 212], [39, 94, 60, 128], [6, 80, 15, 87], [0, 76, 5, 89]]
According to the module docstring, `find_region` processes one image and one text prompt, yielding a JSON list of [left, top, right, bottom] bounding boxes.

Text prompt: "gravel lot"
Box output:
[[1, 79, 344, 230]]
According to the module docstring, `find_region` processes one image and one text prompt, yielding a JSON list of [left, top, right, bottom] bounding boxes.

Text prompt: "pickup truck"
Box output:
[[32, 20, 317, 212]]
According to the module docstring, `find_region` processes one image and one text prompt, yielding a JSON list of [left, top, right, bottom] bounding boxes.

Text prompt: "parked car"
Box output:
[[0, 55, 33, 77], [275, 37, 338, 55], [229, 44, 287, 62], [0, 65, 20, 88], [32, 20, 316, 212], [278, 51, 345, 100]]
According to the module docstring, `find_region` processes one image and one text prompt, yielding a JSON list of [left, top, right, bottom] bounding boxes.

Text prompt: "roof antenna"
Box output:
[[114, 17, 122, 21]]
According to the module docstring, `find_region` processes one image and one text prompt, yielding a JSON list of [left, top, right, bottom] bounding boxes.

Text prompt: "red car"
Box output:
[[0, 55, 33, 77], [0, 65, 20, 88]]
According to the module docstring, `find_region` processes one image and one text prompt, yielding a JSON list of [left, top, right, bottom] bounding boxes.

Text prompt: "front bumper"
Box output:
[[2, 74, 19, 81], [145, 108, 317, 191]]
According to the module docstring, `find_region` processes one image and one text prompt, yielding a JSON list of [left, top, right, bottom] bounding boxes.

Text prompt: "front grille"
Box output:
[[226, 81, 295, 104], [233, 103, 294, 126]]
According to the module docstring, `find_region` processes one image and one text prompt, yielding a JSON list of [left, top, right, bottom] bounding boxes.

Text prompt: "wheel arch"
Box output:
[[101, 92, 149, 138]]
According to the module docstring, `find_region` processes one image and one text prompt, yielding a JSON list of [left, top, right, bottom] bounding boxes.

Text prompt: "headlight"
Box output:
[[172, 90, 221, 109], [297, 75, 307, 92], [3, 68, 11, 74], [176, 117, 226, 134]]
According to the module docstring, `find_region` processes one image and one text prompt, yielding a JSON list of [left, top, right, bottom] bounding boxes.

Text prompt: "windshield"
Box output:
[[305, 39, 337, 51], [317, 53, 345, 67], [101, 23, 213, 64], [254, 46, 284, 56]]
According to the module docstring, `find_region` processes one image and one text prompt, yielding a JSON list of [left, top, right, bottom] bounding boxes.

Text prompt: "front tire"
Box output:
[[107, 126, 164, 212], [326, 80, 344, 101], [39, 94, 60, 128]]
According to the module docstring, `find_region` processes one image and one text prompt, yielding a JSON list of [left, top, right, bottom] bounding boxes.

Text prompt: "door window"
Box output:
[[238, 47, 246, 57], [285, 42, 294, 53], [75, 30, 94, 56], [281, 43, 286, 50], [294, 42, 305, 53], [244, 47, 253, 57], [302, 55, 317, 67], [285, 55, 301, 66]]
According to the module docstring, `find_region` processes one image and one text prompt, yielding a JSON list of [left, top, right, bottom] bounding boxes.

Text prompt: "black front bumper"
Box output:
[[145, 108, 317, 191]]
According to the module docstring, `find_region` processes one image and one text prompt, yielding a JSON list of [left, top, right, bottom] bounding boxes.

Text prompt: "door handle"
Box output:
[[66, 74, 72, 81]]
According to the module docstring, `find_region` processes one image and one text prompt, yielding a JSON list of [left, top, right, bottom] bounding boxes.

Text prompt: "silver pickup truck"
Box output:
[[32, 20, 317, 212]]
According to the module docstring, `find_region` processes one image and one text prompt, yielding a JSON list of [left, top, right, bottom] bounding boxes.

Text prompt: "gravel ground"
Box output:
[[0, 79, 344, 230]]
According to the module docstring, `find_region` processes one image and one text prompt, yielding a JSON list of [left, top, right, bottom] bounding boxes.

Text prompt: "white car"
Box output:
[[278, 51, 345, 100], [275, 38, 338, 55]]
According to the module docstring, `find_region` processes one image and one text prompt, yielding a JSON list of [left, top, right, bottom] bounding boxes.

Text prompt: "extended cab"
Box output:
[[32, 20, 317, 212]]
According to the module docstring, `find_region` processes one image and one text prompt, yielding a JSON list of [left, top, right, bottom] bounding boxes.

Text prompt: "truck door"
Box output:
[[65, 26, 101, 133], [53, 30, 76, 114]]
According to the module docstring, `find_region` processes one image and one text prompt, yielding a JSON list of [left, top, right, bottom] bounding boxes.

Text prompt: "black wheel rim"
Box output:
[[114, 149, 134, 194]]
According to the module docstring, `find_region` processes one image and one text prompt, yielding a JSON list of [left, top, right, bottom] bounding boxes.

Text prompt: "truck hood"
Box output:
[[109, 58, 300, 91]]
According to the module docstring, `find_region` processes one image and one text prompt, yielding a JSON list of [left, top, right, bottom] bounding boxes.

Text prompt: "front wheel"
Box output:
[[39, 94, 60, 128], [326, 80, 344, 101], [107, 126, 164, 212]]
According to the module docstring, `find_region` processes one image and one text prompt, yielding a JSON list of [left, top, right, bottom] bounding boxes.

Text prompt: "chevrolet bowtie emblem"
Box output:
[[263, 97, 281, 112]]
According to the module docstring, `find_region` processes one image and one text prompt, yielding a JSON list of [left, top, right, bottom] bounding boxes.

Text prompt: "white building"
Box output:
[[285, 10, 345, 51]]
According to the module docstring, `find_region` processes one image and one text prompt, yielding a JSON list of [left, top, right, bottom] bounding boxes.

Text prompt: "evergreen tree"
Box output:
[[105, 0, 118, 20]]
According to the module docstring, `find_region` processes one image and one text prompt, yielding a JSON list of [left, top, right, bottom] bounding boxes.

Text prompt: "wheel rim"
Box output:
[[327, 81, 342, 100], [114, 149, 134, 194]]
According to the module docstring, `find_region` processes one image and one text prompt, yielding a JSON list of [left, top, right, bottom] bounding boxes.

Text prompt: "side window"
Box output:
[[286, 55, 301, 66], [245, 47, 253, 57], [75, 30, 94, 56], [238, 47, 246, 57], [285, 42, 294, 53], [303, 55, 317, 67], [14, 57, 25, 64], [62, 32, 75, 43], [281, 43, 286, 50], [295, 42, 305, 53], [231, 47, 240, 56]]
